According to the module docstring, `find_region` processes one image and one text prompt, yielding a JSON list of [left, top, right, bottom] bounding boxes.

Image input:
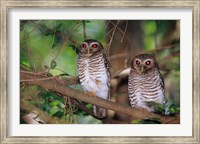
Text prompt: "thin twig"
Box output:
[[109, 20, 120, 46], [20, 70, 47, 75], [107, 20, 120, 58], [109, 43, 179, 62], [51, 29, 56, 49], [110, 21, 132, 44], [104, 20, 111, 30], [109, 53, 128, 60], [20, 77, 56, 82], [29, 20, 45, 34], [140, 43, 179, 54], [155, 21, 159, 49], [121, 20, 128, 42], [52, 41, 66, 63], [20, 70, 78, 86], [26, 33, 33, 69], [83, 20, 87, 40], [74, 101, 95, 117], [103, 26, 115, 40]]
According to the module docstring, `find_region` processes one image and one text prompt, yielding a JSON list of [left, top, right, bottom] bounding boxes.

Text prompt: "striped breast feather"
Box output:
[[78, 53, 110, 92], [129, 69, 165, 107], [141, 71, 165, 104]]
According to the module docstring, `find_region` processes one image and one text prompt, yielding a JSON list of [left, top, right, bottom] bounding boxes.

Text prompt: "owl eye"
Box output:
[[145, 61, 151, 65], [92, 44, 98, 48], [135, 60, 140, 65], [81, 44, 87, 48]]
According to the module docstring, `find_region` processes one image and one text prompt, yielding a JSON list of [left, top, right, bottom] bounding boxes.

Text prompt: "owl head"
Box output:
[[131, 54, 159, 74], [79, 39, 103, 57]]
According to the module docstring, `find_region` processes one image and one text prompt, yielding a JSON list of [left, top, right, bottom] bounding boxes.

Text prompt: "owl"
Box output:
[[128, 54, 166, 112], [77, 39, 110, 118]]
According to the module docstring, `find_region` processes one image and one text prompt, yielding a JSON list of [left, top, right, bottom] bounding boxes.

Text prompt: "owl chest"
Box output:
[[78, 58, 108, 91], [131, 74, 164, 105]]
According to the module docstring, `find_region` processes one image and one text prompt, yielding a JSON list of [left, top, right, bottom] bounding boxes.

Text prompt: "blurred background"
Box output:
[[20, 20, 180, 124]]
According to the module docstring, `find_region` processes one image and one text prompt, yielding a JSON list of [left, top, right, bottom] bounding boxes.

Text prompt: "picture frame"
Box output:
[[0, 0, 199, 143]]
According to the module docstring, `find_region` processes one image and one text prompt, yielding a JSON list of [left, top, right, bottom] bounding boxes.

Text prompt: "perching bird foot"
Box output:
[[84, 91, 96, 97], [138, 107, 153, 113]]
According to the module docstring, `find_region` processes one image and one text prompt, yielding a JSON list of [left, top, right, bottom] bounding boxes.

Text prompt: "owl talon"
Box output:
[[54, 76, 65, 85], [138, 108, 148, 113], [84, 91, 96, 97]]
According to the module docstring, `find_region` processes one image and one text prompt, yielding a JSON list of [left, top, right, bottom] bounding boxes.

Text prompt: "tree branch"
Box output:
[[20, 70, 179, 123]]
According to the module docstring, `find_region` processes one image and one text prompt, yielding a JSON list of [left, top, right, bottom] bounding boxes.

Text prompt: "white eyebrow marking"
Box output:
[[82, 42, 88, 47], [89, 42, 99, 46], [144, 59, 152, 62], [135, 59, 142, 62]]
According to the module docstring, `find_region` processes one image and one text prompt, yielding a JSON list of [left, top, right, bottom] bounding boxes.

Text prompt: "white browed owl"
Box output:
[[77, 39, 110, 118], [128, 54, 166, 112]]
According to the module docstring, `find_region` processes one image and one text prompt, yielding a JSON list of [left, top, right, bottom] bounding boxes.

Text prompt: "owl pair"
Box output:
[[77, 39, 165, 119]]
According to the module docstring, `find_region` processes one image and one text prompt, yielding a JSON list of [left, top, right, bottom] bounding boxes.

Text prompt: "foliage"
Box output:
[[20, 20, 180, 124]]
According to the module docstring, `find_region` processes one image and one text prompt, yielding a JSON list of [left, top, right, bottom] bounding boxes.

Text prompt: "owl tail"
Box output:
[[93, 105, 107, 119]]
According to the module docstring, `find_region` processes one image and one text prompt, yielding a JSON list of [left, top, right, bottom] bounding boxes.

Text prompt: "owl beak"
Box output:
[[87, 48, 90, 54], [86, 47, 91, 56], [139, 65, 144, 74]]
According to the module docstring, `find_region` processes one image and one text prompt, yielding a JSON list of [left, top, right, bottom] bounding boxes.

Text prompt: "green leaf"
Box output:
[[43, 103, 51, 113], [144, 37, 155, 50], [50, 106, 60, 116], [144, 21, 157, 35], [131, 120, 141, 124], [85, 104, 93, 109], [59, 102, 65, 109], [169, 107, 176, 113], [154, 103, 165, 114], [51, 101, 59, 107]]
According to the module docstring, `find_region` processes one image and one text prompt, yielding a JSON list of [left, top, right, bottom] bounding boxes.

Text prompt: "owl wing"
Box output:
[[159, 71, 165, 89], [158, 70, 166, 103], [103, 53, 111, 99], [103, 53, 110, 69]]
